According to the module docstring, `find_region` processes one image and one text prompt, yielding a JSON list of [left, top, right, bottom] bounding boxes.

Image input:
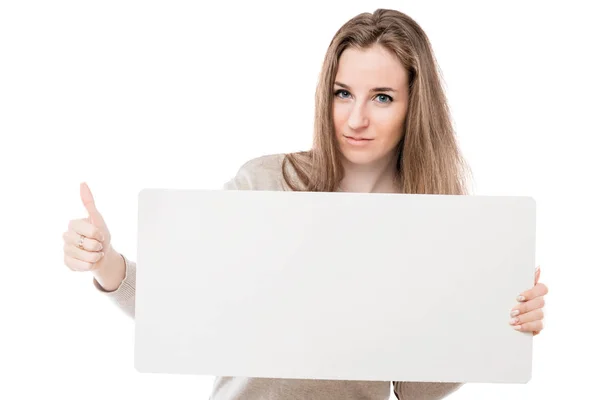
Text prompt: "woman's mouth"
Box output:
[[344, 135, 374, 146]]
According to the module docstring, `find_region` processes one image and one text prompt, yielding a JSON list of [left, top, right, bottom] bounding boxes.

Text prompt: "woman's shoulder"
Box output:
[[224, 152, 307, 191]]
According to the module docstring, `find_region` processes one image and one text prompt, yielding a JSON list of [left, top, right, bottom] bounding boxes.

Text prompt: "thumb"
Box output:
[[80, 182, 106, 228], [534, 265, 541, 285]]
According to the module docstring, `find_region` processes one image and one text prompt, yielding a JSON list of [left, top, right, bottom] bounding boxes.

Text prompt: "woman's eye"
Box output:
[[376, 94, 392, 103], [335, 90, 351, 98]]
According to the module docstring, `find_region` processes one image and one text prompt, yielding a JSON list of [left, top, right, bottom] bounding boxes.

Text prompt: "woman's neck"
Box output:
[[338, 152, 400, 193]]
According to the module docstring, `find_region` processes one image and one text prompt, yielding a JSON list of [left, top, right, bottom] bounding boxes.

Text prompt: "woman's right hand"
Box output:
[[63, 182, 112, 273]]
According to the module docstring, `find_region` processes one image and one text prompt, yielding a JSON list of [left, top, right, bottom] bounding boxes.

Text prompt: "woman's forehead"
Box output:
[[335, 45, 409, 90]]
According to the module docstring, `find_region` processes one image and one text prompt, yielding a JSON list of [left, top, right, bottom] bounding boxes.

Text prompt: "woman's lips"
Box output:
[[344, 135, 374, 146]]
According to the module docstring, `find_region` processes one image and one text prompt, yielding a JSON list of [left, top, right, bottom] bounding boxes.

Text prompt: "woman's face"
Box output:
[[333, 44, 410, 167]]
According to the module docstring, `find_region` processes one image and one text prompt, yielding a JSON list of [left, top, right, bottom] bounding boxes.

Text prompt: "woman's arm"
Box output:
[[393, 381, 465, 400]]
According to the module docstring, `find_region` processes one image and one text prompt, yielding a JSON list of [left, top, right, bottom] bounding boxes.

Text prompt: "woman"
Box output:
[[63, 8, 548, 400]]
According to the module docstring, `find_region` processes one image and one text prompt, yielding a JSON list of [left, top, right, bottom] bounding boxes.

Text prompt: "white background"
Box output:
[[1, 1, 598, 399]]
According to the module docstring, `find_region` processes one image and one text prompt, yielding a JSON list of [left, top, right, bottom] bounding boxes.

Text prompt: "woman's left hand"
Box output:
[[509, 266, 548, 335]]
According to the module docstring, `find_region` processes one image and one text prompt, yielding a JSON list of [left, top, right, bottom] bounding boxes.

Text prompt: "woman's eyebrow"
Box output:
[[334, 81, 397, 92]]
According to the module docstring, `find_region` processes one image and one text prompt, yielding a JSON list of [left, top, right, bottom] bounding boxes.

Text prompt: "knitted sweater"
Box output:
[[92, 153, 465, 400]]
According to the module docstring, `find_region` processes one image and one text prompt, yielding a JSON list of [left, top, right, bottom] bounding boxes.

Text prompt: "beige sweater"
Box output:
[[93, 153, 465, 400]]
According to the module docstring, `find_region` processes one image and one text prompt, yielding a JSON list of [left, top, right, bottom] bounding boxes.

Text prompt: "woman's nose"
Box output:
[[347, 104, 369, 129]]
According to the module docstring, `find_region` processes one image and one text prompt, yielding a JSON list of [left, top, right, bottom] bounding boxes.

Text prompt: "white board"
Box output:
[[133, 189, 536, 383]]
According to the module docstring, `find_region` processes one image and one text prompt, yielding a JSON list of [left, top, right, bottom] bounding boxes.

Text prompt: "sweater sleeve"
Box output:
[[91, 166, 252, 318], [92, 253, 137, 318], [393, 381, 465, 400]]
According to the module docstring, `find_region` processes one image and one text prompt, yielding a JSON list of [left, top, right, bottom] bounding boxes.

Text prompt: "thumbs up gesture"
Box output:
[[62, 183, 112, 272]]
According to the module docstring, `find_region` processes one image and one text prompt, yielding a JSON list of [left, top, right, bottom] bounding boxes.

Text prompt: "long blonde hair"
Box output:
[[282, 8, 473, 195]]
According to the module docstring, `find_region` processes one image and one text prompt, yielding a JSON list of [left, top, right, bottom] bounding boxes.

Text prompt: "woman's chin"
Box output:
[[340, 149, 378, 165], [338, 144, 399, 167]]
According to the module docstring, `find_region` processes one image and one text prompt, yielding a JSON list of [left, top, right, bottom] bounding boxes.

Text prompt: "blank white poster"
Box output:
[[133, 189, 536, 384]]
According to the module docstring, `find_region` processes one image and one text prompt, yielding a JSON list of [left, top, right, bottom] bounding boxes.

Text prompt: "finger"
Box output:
[[68, 219, 104, 242], [64, 254, 96, 271], [63, 230, 103, 252], [80, 182, 106, 228], [511, 296, 545, 316], [64, 242, 105, 264], [509, 308, 544, 327], [513, 320, 543, 333], [518, 282, 549, 302]]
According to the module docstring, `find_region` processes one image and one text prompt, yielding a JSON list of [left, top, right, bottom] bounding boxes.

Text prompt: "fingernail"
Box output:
[[509, 317, 519, 325], [517, 295, 525, 302], [514, 325, 522, 330], [511, 310, 520, 317]]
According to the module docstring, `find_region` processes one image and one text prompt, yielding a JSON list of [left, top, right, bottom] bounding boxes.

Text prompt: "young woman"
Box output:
[[63, 8, 548, 400]]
